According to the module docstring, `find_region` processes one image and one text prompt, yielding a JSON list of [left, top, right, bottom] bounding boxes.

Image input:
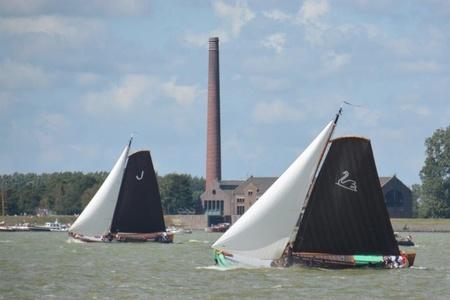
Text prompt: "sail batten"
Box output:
[[212, 121, 335, 263], [69, 143, 131, 239]]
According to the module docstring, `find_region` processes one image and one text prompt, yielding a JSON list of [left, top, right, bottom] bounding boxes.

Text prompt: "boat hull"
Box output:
[[292, 251, 416, 269], [114, 232, 174, 243], [68, 231, 174, 243]]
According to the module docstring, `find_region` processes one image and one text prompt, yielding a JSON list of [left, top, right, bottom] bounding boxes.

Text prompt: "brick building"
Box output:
[[202, 175, 413, 224]]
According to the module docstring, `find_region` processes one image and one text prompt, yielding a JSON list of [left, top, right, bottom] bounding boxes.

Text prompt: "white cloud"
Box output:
[[262, 9, 291, 22], [394, 61, 441, 73], [321, 51, 351, 73], [0, 60, 51, 89], [183, 31, 210, 48], [261, 33, 286, 54], [184, 0, 254, 47], [354, 107, 381, 127], [0, 0, 48, 16], [293, 0, 331, 46], [163, 79, 203, 106], [0, 16, 103, 43], [252, 99, 304, 124], [296, 0, 330, 24], [84, 74, 157, 113], [83, 74, 202, 115], [249, 76, 287, 92], [0, 0, 152, 17], [77, 72, 102, 86], [214, 0, 254, 37], [92, 0, 151, 17], [224, 133, 264, 163], [0, 92, 13, 114], [37, 113, 70, 134], [400, 104, 431, 118], [388, 38, 415, 56]]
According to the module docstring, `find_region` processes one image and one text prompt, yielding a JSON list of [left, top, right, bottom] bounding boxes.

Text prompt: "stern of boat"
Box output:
[[404, 251, 416, 267]]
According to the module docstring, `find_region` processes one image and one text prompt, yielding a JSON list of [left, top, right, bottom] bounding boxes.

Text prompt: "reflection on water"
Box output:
[[0, 232, 448, 299]]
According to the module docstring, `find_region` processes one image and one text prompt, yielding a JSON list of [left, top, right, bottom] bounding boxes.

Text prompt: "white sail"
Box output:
[[212, 121, 334, 265], [69, 144, 130, 240]]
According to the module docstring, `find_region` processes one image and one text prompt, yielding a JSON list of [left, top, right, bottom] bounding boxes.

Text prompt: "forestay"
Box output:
[[69, 144, 130, 240], [212, 121, 334, 264]]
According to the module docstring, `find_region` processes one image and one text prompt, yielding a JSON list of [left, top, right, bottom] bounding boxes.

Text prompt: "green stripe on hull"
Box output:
[[214, 250, 231, 268], [353, 255, 384, 266]]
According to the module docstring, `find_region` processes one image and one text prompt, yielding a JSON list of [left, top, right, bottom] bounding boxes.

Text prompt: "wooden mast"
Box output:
[[288, 106, 343, 244]]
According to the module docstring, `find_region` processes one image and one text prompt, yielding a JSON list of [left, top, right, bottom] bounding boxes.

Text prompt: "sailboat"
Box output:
[[212, 108, 415, 268], [68, 138, 173, 243]]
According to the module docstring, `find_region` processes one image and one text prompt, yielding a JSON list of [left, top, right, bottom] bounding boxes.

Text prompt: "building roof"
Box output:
[[218, 180, 245, 196], [233, 176, 278, 195], [379, 176, 394, 187], [219, 180, 244, 190]]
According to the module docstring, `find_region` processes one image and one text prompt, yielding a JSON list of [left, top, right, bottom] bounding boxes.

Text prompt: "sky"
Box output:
[[0, 0, 449, 187]]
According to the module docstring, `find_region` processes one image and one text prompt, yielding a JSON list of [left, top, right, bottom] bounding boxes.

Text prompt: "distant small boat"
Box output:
[[9, 223, 30, 231], [212, 108, 416, 269], [395, 233, 415, 246], [167, 227, 192, 234], [0, 225, 15, 232], [69, 137, 173, 243], [28, 225, 51, 232], [206, 223, 230, 233], [44, 220, 68, 232], [7, 223, 50, 232]]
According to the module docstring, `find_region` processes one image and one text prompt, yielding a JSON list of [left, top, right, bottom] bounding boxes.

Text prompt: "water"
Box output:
[[0, 231, 449, 299]]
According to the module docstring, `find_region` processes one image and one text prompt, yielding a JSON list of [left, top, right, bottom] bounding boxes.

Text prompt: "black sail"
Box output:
[[293, 137, 399, 256], [110, 151, 166, 234]]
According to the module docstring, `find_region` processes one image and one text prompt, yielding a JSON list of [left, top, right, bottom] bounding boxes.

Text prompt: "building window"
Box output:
[[237, 206, 245, 215], [386, 190, 404, 207], [248, 190, 253, 196], [212, 189, 216, 195], [237, 198, 245, 203]]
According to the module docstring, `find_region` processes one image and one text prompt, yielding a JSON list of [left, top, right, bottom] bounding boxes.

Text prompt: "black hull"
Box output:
[[69, 231, 174, 243]]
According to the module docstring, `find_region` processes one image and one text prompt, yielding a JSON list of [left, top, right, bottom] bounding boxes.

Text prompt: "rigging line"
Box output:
[[343, 101, 364, 107]]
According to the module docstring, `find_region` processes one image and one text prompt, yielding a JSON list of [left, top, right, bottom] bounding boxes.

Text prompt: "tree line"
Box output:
[[0, 172, 204, 216], [1, 124, 449, 218], [414, 124, 450, 218]]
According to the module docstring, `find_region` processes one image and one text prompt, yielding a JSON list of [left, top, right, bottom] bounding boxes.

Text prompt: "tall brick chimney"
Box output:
[[205, 37, 221, 190]]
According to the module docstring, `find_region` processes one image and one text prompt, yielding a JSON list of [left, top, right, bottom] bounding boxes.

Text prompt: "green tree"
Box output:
[[157, 174, 205, 214], [159, 173, 193, 214], [419, 124, 450, 217]]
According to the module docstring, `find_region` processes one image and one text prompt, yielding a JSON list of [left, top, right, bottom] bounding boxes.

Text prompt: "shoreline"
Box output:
[[391, 218, 450, 233], [2, 216, 450, 232]]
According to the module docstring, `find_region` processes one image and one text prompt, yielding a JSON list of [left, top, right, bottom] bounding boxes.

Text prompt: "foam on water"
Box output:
[[188, 239, 210, 244], [65, 237, 85, 244]]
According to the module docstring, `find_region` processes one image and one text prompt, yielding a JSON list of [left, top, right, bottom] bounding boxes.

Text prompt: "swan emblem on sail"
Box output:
[[335, 170, 357, 192], [136, 171, 144, 181]]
